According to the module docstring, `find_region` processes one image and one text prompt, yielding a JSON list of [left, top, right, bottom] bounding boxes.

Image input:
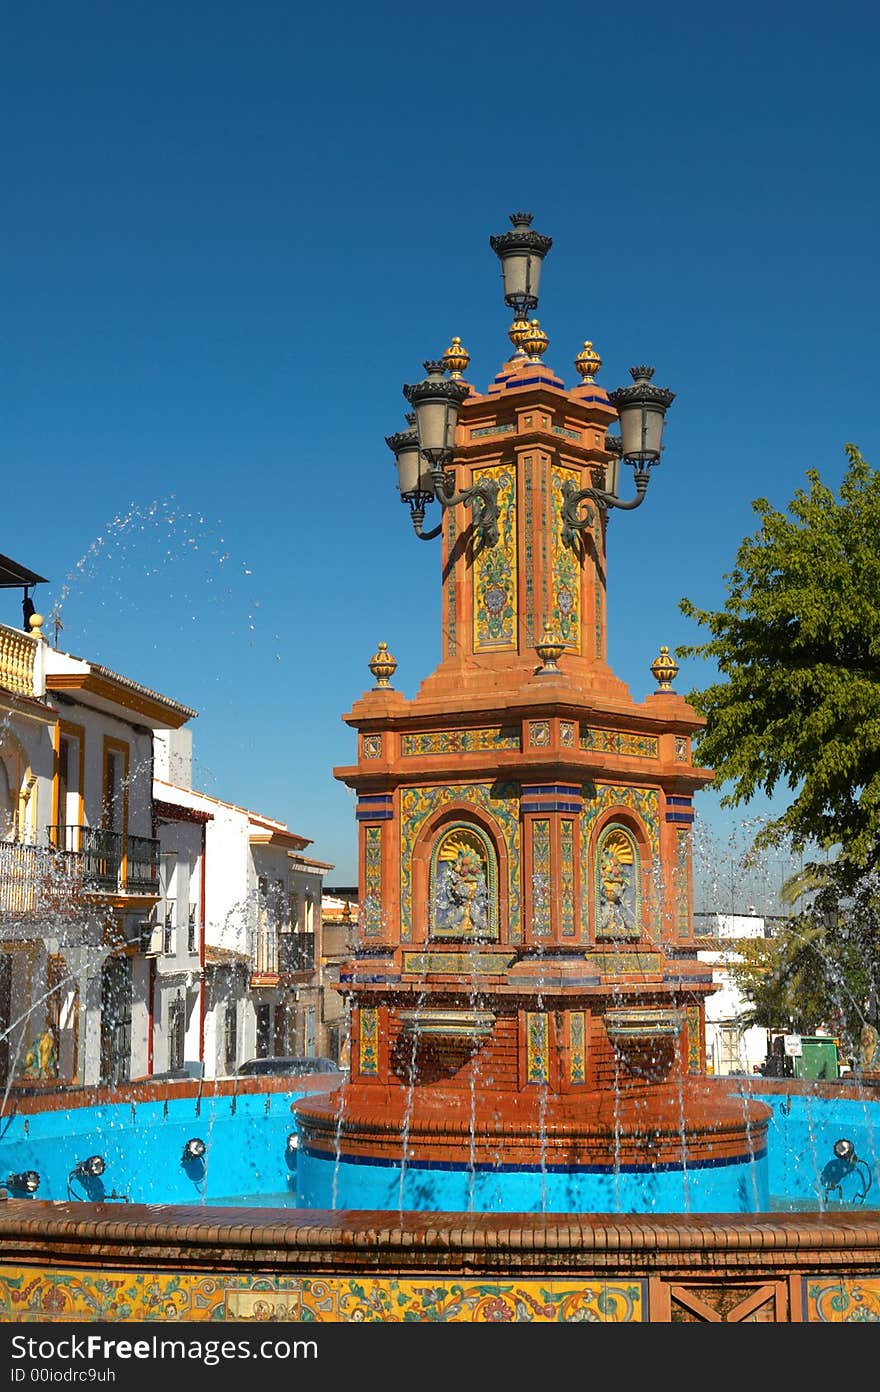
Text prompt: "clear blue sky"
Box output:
[[4, 1, 878, 899]]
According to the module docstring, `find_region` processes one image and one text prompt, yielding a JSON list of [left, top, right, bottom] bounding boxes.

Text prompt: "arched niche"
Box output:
[[0, 732, 30, 842], [594, 819, 644, 941], [429, 821, 499, 941]]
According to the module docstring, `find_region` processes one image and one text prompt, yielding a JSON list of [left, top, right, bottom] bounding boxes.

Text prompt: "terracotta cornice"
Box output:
[[334, 757, 713, 796], [343, 692, 707, 734]]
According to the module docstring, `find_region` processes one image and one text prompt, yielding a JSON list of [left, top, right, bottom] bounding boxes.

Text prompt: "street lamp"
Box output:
[[560, 365, 675, 546], [490, 210, 553, 322], [387, 360, 500, 553], [386, 212, 672, 555]]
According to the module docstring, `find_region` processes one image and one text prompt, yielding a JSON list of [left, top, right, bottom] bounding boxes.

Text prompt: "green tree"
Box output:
[[728, 893, 877, 1056], [727, 924, 834, 1035], [678, 444, 880, 862], [679, 445, 880, 1043]]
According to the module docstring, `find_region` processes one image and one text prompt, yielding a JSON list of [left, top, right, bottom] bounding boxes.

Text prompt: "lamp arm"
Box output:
[[560, 472, 651, 546], [432, 472, 501, 555], [412, 517, 443, 541], [408, 501, 443, 541]]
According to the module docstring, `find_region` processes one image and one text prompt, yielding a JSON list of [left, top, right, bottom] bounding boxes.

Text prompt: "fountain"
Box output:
[[1, 213, 879, 1324], [293, 211, 772, 1215]]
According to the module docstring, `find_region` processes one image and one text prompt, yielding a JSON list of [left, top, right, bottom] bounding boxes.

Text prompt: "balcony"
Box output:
[[0, 840, 81, 917], [249, 929, 316, 988], [280, 931, 316, 975], [46, 826, 160, 897], [0, 623, 36, 698], [250, 927, 280, 988]]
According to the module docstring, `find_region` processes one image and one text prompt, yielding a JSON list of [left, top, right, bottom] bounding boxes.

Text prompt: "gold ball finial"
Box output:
[[575, 339, 602, 383], [650, 644, 679, 692], [28, 613, 45, 642], [368, 641, 397, 689], [521, 318, 549, 361], [442, 336, 470, 379], [508, 316, 530, 354]]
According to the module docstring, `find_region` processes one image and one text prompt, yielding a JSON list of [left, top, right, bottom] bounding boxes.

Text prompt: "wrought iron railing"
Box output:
[[46, 826, 160, 896], [250, 931, 316, 978], [127, 835, 160, 895], [252, 928, 279, 977], [280, 931, 316, 974], [0, 839, 80, 916]]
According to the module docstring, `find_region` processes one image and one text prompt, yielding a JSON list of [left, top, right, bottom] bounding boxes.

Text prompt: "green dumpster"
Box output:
[[792, 1035, 839, 1081]]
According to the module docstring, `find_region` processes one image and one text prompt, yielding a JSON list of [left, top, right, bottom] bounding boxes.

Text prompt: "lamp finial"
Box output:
[[369, 641, 397, 690], [575, 340, 602, 383], [442, 336, 470, 380], [650, 644, 679, 692], [521, 318, 549, 362]]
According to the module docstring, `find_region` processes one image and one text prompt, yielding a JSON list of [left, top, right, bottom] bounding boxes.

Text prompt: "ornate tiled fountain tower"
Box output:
[[295, 215, 771, 1209]]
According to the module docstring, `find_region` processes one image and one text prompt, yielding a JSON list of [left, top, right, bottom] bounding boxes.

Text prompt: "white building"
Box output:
[[320, 889, 357, 1067], [694, 911, 775, 1076], [0, 555, 196, 1088], [150, 782, 209, 1077], [153, 728, 333, 1078]]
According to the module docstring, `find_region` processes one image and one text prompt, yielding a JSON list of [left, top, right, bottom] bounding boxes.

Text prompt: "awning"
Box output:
[[0, 553, 49, 588]]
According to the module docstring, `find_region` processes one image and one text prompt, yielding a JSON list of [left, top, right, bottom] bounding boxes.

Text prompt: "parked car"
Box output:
[[236, 1056, 343, 1078]]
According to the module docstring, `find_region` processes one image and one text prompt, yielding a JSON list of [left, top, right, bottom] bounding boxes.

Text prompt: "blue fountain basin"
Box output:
[[0, 1081, 876, 1214]]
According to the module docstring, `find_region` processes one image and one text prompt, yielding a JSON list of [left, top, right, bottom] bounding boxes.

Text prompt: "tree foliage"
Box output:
[[728, 924, 838, 1035], [681, 449, 880, 1040], [678, 445, 880, 861], [728, 860, 880, 1046]]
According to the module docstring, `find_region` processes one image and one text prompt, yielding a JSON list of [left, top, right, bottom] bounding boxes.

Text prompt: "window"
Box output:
[[256, 1003, 272, 1058], [257, 875, 269, 930], [102, 746, 126, 832], [53, 722, 83, 846], [224, 1002, 238, 1075], [272, 1002, 287, 1056], [187, 902, 198, 955], [168, 995, 185, 1072], [159, 855, 177, 955], [0, 759, 14, 841], [163, 899, 176, 956], [99, 955, 132, 1086], [57, 738, 70, 834], [280, 932, 314, 973]]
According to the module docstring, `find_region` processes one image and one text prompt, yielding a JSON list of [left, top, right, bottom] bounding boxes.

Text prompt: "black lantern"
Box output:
[[403, 361, 468, 465], [489, 212, 553, 317], [560, 365, 675, 545], [386, 414, 431, 501], [607, 366, 675, 464], [392, 360, 499, 552]]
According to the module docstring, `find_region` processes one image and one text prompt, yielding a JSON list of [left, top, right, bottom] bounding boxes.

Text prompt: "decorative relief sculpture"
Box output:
[[596, 826, 640, 940], [431, 826, 495, 939]]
